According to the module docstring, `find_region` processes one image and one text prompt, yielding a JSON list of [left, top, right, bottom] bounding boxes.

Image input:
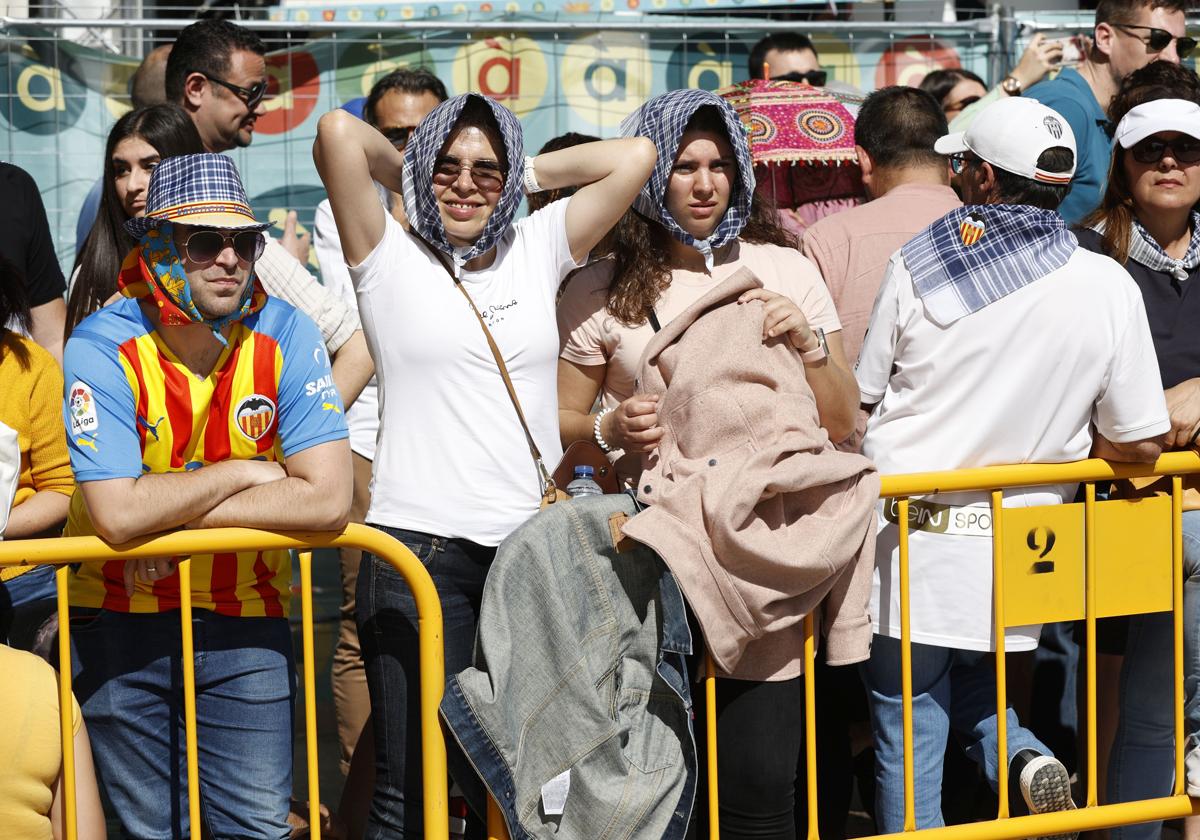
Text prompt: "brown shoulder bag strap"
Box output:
[[414, 233, 558, 501]]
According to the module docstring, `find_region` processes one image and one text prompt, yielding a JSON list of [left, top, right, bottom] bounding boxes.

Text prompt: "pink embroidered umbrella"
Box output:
[[716, 79, 865, 229]]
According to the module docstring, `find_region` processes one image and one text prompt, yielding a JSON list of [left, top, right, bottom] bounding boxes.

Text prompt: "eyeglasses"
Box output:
[[382, 125, 415, 150], [193, 71, 269, 111], [944, 95, 982, 115], [432, 156, 506, 192], [182, 229, 266, 264], [771, 69, 829, 87], [1110, 23, 1198, 59], [1130, 135, 1200, 164], [948, 153, 977, 175]]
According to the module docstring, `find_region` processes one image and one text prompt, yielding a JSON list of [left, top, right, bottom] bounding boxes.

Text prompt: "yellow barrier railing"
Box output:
[[699, 450, 1200, 840], [0, 524, 444, 840]]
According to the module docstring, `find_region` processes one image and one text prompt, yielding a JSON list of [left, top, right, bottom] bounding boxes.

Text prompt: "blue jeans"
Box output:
[[357, 525, 494, 840], [0, 564, 57, 648], [1107, 509, 1200, 839], [861, 634, 1050, 832], [70, 609, 295, 840]]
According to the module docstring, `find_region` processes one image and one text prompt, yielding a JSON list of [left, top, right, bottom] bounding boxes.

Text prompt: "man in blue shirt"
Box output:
[[1026, 0, 1188, 224]]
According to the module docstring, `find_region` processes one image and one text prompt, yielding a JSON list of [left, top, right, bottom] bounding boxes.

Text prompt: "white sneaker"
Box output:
[[1186, 739, 1200, 797], [1010, 749, 1078, 840]]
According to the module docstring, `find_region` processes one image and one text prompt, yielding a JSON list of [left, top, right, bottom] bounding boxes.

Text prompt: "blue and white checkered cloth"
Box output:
[[620, 88, 755, 269], [902, 204, 1077, 326], [125, 153, 269, 238], [402, 93, 524, 271]]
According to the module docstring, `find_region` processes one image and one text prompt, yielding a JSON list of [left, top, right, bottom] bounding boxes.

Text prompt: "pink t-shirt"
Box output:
[[801, 183, 961, 363], [558, 240, 842, 479]]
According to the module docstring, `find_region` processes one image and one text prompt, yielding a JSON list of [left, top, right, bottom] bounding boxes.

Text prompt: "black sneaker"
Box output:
[[1009, 749, 1078, 840]]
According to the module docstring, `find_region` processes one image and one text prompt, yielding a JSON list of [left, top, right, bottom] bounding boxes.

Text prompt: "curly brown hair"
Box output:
[[605, 105, 795, 326]]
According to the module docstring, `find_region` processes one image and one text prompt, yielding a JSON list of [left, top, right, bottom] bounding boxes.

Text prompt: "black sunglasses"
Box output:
[[194, 71, 269, 111], [771, 69, 829, 87], [947, 153, 976, 175], [183, 229, 266, 265], [1110, 23, 1198, 59], [1130, 135, 1200, 164], [432, 157, 507, 192], [382, 125, 414, 150], [944, 95, 982, 115]]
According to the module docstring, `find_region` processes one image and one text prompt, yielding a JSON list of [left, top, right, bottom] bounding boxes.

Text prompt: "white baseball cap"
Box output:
[[934, 97, 1076, 185], [1114, 98, 1200, 148]]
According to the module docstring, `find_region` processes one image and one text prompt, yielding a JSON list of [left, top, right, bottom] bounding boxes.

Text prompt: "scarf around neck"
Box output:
[[620, 88, 756, 270], [402, 94, 524, 275], [1089, 212, 1200, 281], [901, 204, 1077, 326], [118, 222, 265, 345]]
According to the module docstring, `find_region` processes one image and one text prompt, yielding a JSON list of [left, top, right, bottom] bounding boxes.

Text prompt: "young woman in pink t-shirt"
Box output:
[[556, 88, 858, 840]]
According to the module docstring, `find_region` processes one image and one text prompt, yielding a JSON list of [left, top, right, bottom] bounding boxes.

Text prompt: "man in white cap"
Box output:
[[62, 152, 351, 839], [856, 96, 1170, 833]]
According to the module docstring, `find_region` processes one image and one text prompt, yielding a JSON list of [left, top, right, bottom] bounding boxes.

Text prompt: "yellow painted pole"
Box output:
[[803, 612, 820, 840], [898, 498, 915, 832], [299, 551, 321, 840], [487, 797, 511, 839], [991, 491, 1009, 820], [1084, 483, 1098, 808], [56, 564, 77, 840], [707, 654, 720, 840], [178, 557, 202, 835], [1173, 477, 1185, 795]]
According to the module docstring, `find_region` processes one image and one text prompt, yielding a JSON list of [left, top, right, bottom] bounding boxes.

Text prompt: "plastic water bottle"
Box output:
[[566, 465, 604, 498]]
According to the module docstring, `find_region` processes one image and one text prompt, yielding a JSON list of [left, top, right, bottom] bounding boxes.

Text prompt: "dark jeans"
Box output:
[[357, 524, 495, 840], [692, 672, 806, 840]]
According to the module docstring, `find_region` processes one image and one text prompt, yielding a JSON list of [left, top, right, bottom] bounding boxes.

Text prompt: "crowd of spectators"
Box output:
[[3, 0, 1200, 838]]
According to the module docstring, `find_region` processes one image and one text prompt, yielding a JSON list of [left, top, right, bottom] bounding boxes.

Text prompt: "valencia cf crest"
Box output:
[[235, 394, 276, 441], [1043, 115, 1064, 139], [959, 212, 986, 246]]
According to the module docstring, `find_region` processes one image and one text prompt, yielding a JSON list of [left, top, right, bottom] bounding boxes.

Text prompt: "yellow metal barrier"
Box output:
[[695, 452, 1200, 840], [0, 524, 444, 840]]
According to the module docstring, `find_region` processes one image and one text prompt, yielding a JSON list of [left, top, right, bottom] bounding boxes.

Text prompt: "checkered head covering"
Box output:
[[620, 88, 755, 269], [402, 94, 524, 271], [125, 153, 270, 238]]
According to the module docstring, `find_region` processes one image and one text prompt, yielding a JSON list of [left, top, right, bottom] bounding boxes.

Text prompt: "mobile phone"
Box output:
[[1045, 33, 1085, 67]]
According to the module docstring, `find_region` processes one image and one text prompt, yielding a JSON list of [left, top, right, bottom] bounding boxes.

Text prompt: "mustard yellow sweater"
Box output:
[[1, 334, 74, 580]]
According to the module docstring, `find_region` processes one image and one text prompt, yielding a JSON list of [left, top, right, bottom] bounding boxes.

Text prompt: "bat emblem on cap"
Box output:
[[1043, 116, 1064, 139], [959, 212, 986, 246]]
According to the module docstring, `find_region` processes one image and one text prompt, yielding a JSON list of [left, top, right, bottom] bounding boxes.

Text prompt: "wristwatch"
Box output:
[[1001, 75, 1023, 96], [800, 328, 828, 364]]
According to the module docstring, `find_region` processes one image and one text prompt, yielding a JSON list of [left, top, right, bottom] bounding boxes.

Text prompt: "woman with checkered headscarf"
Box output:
[[556, 87, 862, 839], [314, 93, 655, 836]]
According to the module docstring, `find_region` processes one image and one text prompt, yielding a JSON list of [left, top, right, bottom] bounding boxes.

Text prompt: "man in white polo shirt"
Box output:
[[857, 97, 1170, 833]]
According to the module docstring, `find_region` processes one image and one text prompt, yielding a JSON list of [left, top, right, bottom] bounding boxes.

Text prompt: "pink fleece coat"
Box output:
[[622, 268, 878, 681]]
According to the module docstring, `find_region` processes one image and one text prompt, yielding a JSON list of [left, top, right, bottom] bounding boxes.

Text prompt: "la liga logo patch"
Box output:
[[68, 381, 99, 436], [235, 394, 276, 441], [960, 212, 986, 246]]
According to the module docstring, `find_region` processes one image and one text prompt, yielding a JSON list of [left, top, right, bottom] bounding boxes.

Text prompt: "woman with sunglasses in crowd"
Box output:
[[66, 104, 204, 335], [921, 34, 1064, 126], [1076, 61, 1200, 838], [557, 89, 859, 840], [314, 93, 654, 837]]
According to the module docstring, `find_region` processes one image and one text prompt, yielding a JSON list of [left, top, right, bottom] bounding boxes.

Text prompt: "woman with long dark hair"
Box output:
[[557, 89, 860, 840], [66, 104, 203, 334]]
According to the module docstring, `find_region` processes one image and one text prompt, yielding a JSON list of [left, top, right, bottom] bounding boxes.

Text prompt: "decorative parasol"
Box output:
[[717, 79, 866, 229]]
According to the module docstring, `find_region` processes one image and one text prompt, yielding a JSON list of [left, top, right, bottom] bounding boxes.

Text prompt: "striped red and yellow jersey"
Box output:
[[63, 295, 347, 616]]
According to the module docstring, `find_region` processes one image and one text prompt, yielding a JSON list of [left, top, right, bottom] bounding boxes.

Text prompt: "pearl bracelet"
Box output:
[[593, 407, 614, 453]]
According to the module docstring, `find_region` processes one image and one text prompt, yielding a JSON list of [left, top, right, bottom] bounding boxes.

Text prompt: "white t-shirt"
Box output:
[[857, 247, 1170, 652], [314, 197, 378, 461], [349, 199, 579, 546]]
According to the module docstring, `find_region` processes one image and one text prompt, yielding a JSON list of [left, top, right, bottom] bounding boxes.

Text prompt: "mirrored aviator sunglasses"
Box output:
[[183, 229, 267, 264], [1131, 135, 1200, 165]]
